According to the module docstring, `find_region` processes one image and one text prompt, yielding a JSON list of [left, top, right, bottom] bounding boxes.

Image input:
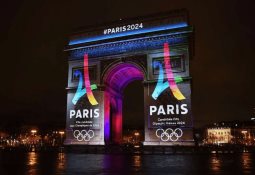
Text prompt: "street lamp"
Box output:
[[241, 130, 248, 145], [30, 129, 37, 148], [31, 129, 37, 135], [134, 132, 139, 143], [59, 131, 65, 146]]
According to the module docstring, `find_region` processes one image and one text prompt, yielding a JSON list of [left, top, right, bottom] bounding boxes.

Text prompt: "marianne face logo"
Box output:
[[151, 42, 185, 101], [72, 54, 98, 106]]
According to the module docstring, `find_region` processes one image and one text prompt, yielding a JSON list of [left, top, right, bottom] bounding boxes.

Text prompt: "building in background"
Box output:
[[204, 120, 255, 145], [206, 127, 231, 145]]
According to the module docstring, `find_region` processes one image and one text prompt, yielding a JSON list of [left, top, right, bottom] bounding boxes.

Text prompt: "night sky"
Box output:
[[0, 0, 255, 128]]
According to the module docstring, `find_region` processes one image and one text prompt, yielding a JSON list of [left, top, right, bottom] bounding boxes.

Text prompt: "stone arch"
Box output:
[[103, 62, 145, 144]]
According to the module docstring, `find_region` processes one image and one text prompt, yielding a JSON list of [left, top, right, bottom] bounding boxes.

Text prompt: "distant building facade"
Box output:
[[204, 120, 255, 145], [206, 127, 231, 145]]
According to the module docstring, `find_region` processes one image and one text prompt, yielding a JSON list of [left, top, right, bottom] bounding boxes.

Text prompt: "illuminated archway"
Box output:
[[65, 11, 195, 146], [103, 63, 145, 144]]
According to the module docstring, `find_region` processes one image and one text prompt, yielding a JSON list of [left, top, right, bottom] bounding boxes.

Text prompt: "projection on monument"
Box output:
[[65, 10, 194, 146], [66, 53, 104, 145]]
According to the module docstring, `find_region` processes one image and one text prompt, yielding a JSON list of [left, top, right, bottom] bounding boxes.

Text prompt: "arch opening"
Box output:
[[123, 80, 144, 144], [104, 63, 144, 144]]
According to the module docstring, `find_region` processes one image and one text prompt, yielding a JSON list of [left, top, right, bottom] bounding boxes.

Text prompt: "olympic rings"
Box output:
[[73, 130, 94, 141], [156, 128, 183, 142]]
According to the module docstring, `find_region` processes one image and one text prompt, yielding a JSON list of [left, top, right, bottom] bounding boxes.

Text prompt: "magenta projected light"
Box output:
[[104, 63, 144, 143], [105, 64, 144, 92], [163, 42, 185, 100], [83, 54, 98, 105]]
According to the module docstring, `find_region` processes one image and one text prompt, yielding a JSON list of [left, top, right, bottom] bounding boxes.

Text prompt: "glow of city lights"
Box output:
[[31, 130, 37, 134], [134, 132, 140, 136], [241, 130, 248, 134], [59, 131, 65, 135]]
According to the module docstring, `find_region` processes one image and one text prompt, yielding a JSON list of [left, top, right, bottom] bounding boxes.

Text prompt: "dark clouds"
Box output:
[[0, 0, 255, 127]]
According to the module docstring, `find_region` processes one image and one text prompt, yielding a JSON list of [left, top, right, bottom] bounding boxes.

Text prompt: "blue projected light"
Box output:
[[70, 36, 186, 58], [69, 22, 188, 45], [72, 70, 97, 105], [152, 61, 169, 100], [151, 61, 183, 100]]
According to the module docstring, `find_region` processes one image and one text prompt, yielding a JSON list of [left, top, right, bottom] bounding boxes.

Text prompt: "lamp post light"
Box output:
[[31, 129, 37, 135], [241, 130, 248, 145], [59, 131, 65, 146], [134, 132, 139, 143], [30, 129, 37, 150]]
